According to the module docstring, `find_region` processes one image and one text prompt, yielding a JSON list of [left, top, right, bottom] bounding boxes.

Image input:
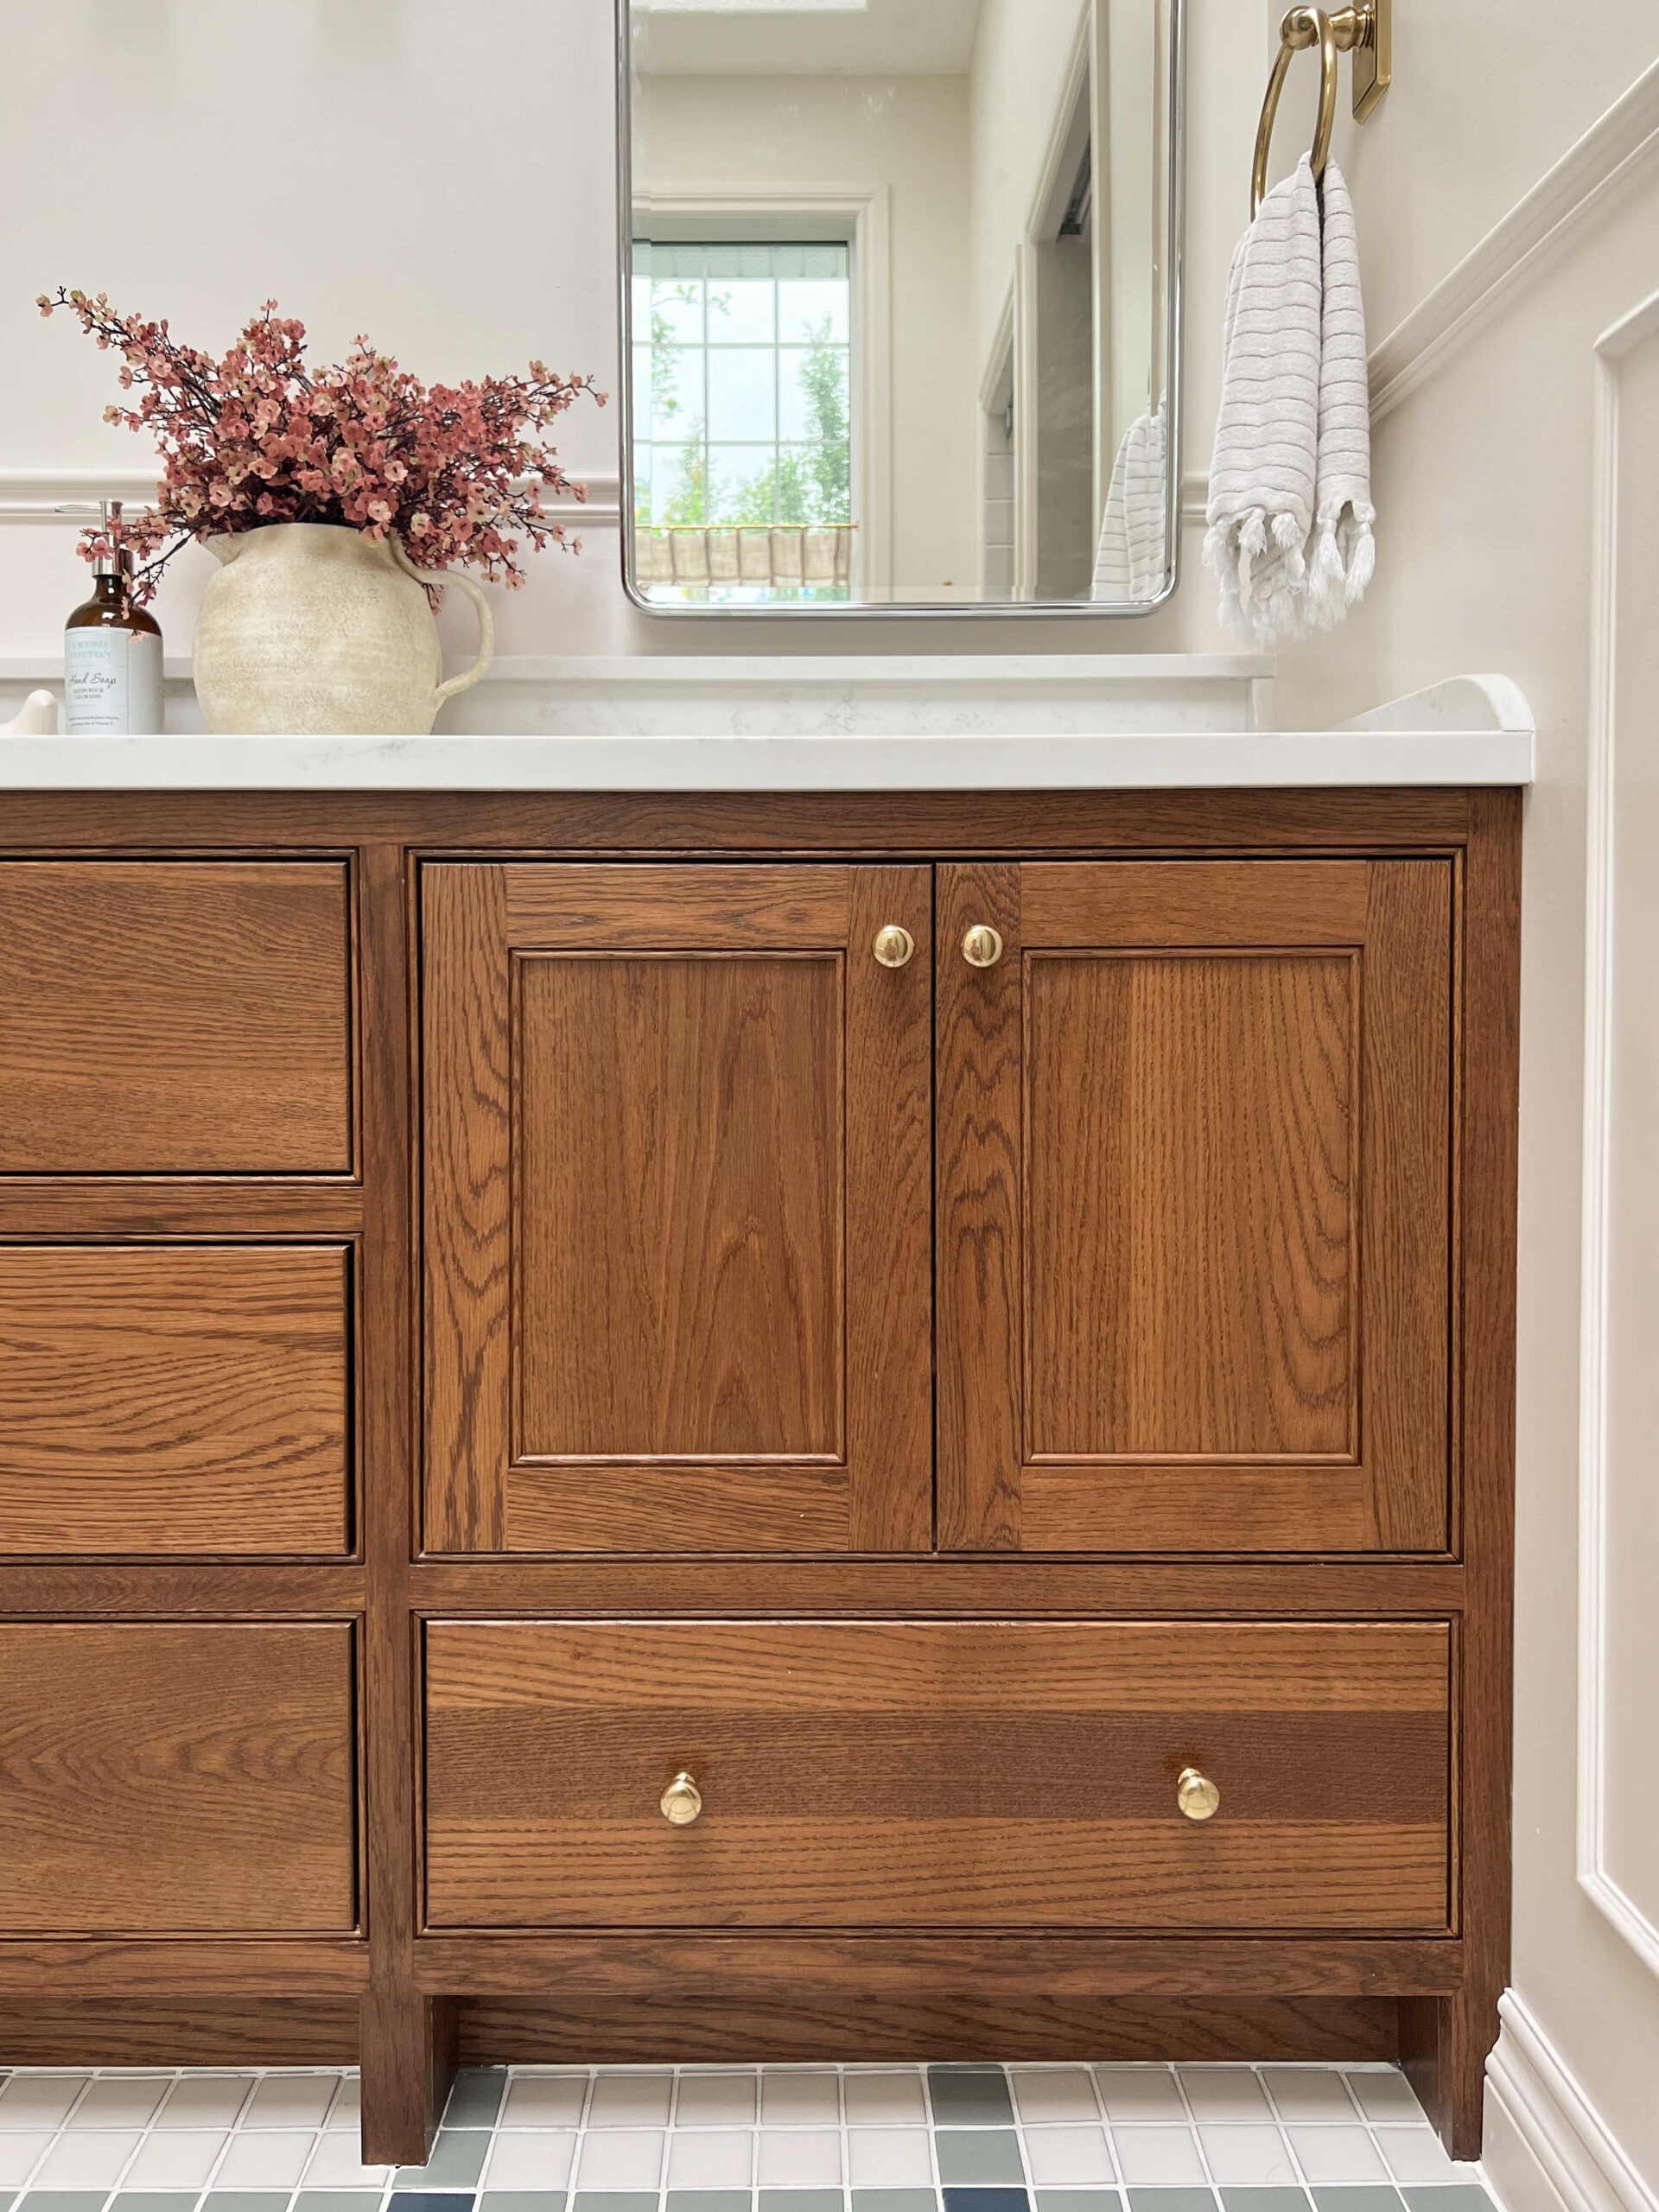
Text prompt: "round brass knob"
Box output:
[[660, 1770, 703, 1827], [962, 924, 1004, 969], [874, 924, 916, 969], [1177, 1766, 1221, 1823]]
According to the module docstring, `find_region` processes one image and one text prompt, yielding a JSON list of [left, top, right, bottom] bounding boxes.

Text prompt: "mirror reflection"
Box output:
[[623, 0, 1183, 613]]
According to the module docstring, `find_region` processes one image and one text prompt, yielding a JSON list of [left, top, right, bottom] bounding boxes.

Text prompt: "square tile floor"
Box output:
[[0, 2063, 1498, 2212]]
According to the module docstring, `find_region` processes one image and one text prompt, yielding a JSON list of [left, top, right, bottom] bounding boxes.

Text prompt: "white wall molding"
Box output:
[[1370, 59, 1659, 423], [1576, 280, 1659, 1984], [0, 467, 624, 525], [1486, 1992, 1658, 2212]]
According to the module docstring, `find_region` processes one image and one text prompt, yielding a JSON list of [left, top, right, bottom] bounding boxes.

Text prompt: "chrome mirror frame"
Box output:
[[614, 0, 1185, 620]]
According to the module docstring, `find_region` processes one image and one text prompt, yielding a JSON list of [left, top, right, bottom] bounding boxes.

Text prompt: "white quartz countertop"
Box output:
[[0, 669, 1535, 791]]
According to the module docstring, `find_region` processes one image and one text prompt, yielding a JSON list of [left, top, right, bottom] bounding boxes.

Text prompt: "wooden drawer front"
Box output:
[[0, 1245, 352, 1557], [0, 861, 353, 1173], [424, 1619, 1451, 1933], [0, 1622, 358, 1935]]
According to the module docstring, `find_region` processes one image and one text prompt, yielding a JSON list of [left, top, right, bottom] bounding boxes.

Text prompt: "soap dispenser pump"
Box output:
[[63, 500, 163, 734]]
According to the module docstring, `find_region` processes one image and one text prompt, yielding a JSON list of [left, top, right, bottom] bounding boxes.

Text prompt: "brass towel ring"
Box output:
[[1251, 1, 1389, 219]]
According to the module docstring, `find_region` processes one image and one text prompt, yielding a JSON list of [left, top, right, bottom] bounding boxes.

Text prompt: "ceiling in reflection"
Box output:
[[636, 0, 984, 78]]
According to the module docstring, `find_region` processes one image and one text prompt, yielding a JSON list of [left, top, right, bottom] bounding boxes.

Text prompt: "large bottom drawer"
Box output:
[[423, 1618, 1452, 1933], [0, 1621, 359, 1935]]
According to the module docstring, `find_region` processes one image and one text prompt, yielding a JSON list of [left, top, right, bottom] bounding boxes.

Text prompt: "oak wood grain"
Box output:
[[0, 861, 353, 1174], [940, 858, 1454, 1554], [424, 863, 931, 1558], [0, 1622, 357, 1936], [0, 1244, 351, 1557], [424, 1619, 1450, 1933]]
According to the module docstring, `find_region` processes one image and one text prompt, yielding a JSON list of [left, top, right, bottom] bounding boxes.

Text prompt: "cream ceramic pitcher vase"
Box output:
[[193, 522, 494, 735]]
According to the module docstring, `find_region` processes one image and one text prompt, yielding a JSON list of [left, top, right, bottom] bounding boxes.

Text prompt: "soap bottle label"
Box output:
[[64, 629, 164, 734]]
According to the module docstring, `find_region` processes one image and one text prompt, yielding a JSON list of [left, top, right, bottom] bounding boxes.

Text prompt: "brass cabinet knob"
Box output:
[[962, 924, 1004, 969], [874, 924, 916, 969], [660, 1770, 703, 1827], [1177, 1766, 1221, 1822]]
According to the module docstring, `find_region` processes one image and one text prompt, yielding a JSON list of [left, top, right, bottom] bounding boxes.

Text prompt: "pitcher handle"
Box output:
[[391, 537, 495, 709]]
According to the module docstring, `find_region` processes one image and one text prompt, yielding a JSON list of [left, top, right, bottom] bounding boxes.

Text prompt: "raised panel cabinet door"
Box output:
[[937, 860, 1455, 1554], [423, 863, 931, 1554]]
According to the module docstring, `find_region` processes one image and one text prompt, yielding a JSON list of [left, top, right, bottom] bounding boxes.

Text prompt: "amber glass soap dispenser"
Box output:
[[63, 500, 163, 734]]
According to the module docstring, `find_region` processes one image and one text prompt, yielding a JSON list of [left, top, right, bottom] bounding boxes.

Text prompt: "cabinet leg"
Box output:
[[359, 1987, 458, 2170], [1400, 1991, 1497, 2161]]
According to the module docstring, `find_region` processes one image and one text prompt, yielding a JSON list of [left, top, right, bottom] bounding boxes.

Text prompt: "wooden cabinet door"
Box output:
[[937, 860, 1454, 1554], [423, 863, 931, 1555]]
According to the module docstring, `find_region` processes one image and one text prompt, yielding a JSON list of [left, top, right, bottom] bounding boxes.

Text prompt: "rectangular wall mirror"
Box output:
[[617, 0, 1185, 617]]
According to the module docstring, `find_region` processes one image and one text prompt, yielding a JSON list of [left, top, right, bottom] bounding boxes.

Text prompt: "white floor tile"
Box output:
[[67, 2076, 169, 2128], [1348, 2071, 1431, 2125], [214, 2127, 320, 2186], [243, 2074, 341, 2129], [0, 2076, 85, 2129], [302, 2129, 396, 2186], [483, 2129, 579, 2189], [588, 2073, 674, 2129], [757, 2126, 844, 2185], [1265, 2069, 1363, 2123], [675, 2074, 760, 2127], [1109, 2124, 1207, 2183], [842, 2072, 929, 2126], [1287, 2124, 1391, 2181], [1179, 2068, 1275, 2122], [576, 2126, 667, 2188], [29, 2127, 143, 2185], [666, 2126, 754, 2187], [123, 2127, 232, 2186], [0, 2133, 53, 2186], [500, 2075, 588, 2128], [1376, 2124, 1460, 2180], [324, 2076, 364, 2130], [1014, 2069, 1103, 2125], [848, 2125, 935, 2185], [156, 2075, 256, 2130], [1023, 2125, 1116, 2184], [760, 2072, 842, 2127], [1094, 2068, 1189, 2125], [1198, 2124, 1301, 2184]]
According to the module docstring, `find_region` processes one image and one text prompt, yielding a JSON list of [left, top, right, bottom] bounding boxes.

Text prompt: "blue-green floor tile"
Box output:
[[110, 2198, 201, 2212], [929, 2069, 1016, 2126], [1128, 2194, 1219, 2212], [201, 2196, 296, 2212], [1401, 2194, 1496, 2212], [388, 2196, 475, 2212], [1222, 2194, 1313, 2212], [573, 2197, 662, 2212], [760, 2195, 848, 2212], [938, 2133, 1025, 2184], [295, 2196, 387, 2211], [443, 2069, 507, 2129], [1037, 2196, 1122, 2212], [478, 2198, 567, 2212], [852, 2194, 942, 2212], [396, 2133, 489, 2189], [666, 2196, 751, 2212], [17, 2198, 118, 2212], [942, 2191, 1030, 2212], [1312, 2193, 1407, 2212]]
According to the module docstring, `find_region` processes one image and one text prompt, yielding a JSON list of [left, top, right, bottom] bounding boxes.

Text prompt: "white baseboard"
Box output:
[[1484, 1992, 1657, 2212]]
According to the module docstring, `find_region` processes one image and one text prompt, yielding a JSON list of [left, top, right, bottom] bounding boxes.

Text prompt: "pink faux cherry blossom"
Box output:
[[38, 289, 606, 604]]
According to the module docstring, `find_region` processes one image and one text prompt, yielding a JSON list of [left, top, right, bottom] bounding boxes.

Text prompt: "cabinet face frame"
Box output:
[[420, 861, 934, 1557], [937, 858, 1459, 1557]]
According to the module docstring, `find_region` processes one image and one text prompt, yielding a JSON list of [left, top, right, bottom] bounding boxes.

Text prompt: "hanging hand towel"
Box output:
[[1205, 153, 1374, 643], [1306, 161, 1375, 626], [1093, 405, 1168, 603]]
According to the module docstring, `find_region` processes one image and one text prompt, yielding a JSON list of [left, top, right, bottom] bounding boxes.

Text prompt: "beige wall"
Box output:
[[0, 0, 1257, 658], [1271, 10, 1659, 2195], [637, 71, 976, 600]]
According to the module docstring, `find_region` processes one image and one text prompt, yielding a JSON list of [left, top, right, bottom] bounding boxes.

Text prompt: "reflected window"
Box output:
[[632, 239, 854, 604]]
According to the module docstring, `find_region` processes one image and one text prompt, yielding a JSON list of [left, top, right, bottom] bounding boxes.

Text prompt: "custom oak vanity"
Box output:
[[0, 706, 1525, 2166]]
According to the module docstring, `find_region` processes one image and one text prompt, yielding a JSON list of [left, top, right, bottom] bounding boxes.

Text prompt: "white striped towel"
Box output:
[[1093, 405, 1168, 602], [1205, 153, 1374, 643]]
